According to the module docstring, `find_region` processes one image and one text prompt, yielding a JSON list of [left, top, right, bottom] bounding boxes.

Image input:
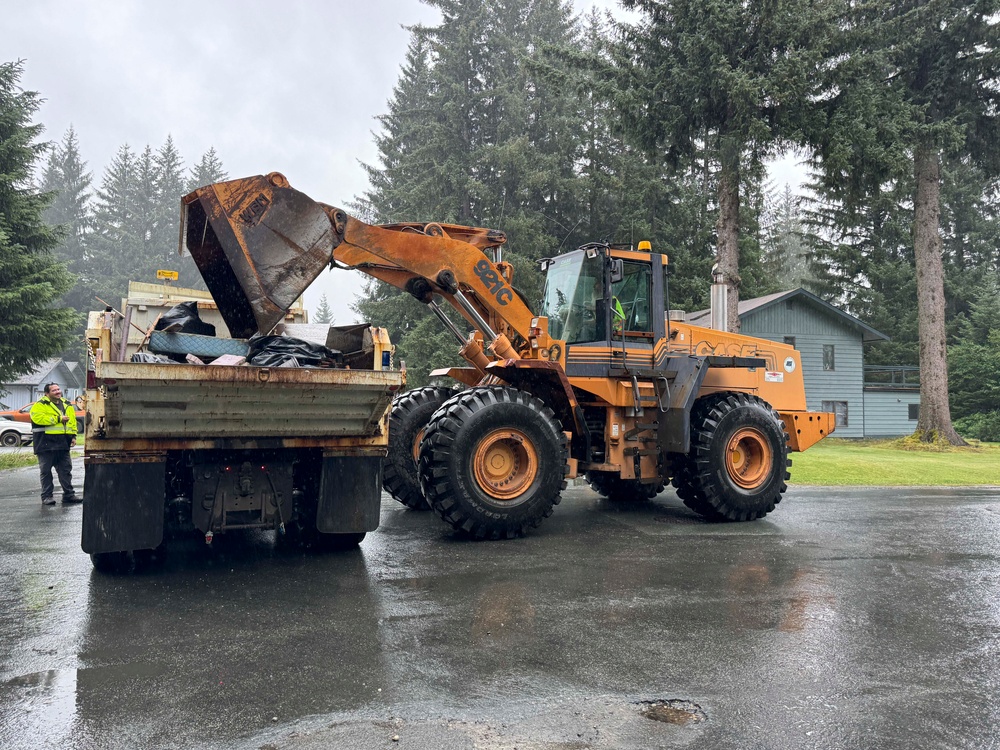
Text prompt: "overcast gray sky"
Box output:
[[7, 0, 801, 324]]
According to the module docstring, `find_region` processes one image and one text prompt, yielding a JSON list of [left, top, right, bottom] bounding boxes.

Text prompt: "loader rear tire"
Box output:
[[418, 387, 568, 540], [684, 393, 790, 521], [383, 386, 455, 510], [586, 472, 664, 502]]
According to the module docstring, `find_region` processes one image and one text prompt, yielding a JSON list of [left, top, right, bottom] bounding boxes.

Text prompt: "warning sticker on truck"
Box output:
[[765, 371, 784, 383]]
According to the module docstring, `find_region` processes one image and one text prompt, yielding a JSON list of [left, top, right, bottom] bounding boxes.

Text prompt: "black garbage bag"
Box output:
[[130, 352, 177, 364], [246, 336, 344, 369], [154, 300, 216, 337]]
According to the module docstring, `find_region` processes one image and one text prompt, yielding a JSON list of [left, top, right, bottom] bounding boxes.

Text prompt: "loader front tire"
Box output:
[[383, 386, 455, 510], [684, 393, 790, 521], [418, 387, 568, 540]]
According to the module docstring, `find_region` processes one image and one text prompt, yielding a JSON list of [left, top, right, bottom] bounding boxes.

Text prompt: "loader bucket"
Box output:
[[180, 173, 342, 338]]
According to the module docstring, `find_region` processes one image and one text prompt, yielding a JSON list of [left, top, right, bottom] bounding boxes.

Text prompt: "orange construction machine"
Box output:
[[181, 173, 834, 540]]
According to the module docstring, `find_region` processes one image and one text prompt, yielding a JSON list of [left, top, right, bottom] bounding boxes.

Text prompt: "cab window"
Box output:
[[611, 261, 652, 338]]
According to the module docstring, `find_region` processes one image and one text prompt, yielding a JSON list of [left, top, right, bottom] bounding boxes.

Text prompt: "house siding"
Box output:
[[0, 385, 37, 410], [862, 389, 920, 438], [741, 299, 866, 438], [0, 361, 82, 410]]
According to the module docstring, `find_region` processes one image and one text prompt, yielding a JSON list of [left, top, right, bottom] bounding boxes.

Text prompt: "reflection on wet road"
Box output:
[[1, 460, 999, 749]]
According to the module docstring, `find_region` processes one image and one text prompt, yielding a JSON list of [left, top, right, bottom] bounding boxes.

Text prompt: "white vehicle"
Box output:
[[0, 417, 33, 447]]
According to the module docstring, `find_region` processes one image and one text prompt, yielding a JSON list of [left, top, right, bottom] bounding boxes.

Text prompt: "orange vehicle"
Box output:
[[0, 401, 86, 431], [181, 173, 834, 540]]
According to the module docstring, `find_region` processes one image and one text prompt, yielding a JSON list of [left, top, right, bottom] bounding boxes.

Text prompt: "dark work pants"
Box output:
[[38, 450, 74, 500]]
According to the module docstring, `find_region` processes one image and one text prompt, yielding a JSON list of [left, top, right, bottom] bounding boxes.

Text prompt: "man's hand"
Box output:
[[71, 437, 77, 448], [60, 415, 69, 424]]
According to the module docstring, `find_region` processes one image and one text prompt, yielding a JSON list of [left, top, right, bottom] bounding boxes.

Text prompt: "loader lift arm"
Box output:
[[181, 172, 536, 372]]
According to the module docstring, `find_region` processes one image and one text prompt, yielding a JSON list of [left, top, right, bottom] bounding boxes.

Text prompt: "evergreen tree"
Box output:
[[87, 143, 142, 301], [810, 0, 1000, 443], [760, 184, 813, 291], [313, 294, 333, 324], [153, 135, 192, 285], [613, 0, 836, 331], [0, 61, 77, 384], [38, 126, 92, 316], [186, 147, 227, 193], [356, 0, 585, 386]]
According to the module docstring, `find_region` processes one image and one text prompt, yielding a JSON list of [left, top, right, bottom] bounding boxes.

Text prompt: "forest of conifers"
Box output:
[[3, 0, 999, 441]]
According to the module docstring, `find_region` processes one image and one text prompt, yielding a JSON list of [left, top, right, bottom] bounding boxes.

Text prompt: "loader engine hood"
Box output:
[[180, 173, 342, 338]]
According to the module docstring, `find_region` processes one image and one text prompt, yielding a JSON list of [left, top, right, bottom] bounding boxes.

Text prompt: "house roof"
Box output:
[[3, 358, 76, 387], [687, 288, 889, 343]]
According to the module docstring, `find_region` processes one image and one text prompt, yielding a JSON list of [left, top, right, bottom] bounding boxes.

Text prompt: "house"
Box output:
[[0, 358, 85, 409], [687, 288, 920, 439]]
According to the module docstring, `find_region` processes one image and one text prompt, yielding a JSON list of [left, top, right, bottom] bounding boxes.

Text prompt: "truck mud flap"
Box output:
[[315, 456, 382, 534], [81, 457, 166, 554]]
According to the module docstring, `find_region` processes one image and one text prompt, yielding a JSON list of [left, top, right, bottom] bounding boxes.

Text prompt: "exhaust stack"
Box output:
[[709, 263, 728, 332]]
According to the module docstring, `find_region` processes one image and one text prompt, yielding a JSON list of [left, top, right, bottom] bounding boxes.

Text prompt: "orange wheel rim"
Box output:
[[472, 428, 538, 500], [412, 427, 426, 462], [725, 427, 772, 489]]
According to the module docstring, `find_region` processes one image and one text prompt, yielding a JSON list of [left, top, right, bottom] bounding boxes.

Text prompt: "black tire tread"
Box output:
[[586, 471, 664, 502], [382, 386, 455, 510], [682, 392, 791, 521], [418, 387, 568, 540]]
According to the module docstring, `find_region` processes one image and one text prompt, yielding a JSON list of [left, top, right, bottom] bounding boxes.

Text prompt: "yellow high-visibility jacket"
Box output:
[[30, 397, 77, 444]]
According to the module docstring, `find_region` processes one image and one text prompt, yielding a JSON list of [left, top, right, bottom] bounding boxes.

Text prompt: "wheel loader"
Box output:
[[181, 173, 834, 540]]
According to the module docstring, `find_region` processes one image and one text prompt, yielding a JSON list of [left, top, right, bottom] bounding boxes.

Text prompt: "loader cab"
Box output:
[[539, 244, 667, 373]]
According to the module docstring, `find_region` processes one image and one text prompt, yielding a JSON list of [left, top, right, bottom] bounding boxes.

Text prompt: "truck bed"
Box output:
[[93, 361, 403, 441]]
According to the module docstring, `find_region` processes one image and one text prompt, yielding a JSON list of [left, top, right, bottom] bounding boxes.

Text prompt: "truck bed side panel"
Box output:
[[96, 362, 400, 440]]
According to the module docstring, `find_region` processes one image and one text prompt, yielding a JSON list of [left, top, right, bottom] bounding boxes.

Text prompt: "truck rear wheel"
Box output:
[[684, 393, 790, 521], [382, 386, 455, 510], [586, 472, 664, 502], [418, 387, 568, 540], [91, 551, 133, 573]]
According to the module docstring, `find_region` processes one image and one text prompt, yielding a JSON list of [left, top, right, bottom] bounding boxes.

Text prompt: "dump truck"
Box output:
[[82, 285, 403, 572], [179, 172, 835, 541]]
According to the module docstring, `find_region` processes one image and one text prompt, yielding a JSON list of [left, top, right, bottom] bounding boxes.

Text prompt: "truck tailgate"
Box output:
[[95, 362, 403, 439]]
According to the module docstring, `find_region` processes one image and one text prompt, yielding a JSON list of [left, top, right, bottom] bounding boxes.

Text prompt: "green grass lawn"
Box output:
[[0, 437, 85, 472], [791, 438, 1000, 486]]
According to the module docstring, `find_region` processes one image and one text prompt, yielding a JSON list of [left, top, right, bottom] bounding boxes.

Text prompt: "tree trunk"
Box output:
[[913, 144, 966, 445], [716, 136, 741, 333]]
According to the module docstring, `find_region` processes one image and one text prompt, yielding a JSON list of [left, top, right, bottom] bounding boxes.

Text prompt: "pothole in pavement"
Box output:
[[637, 699, 707, 725]]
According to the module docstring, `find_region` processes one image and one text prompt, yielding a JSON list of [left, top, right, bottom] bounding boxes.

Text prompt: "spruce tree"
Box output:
[[153, 135, 192, 285], [356, 0, 584, 386], [87, 143, 141, 302], [810, 0, 1000, 444], [186, 147, 227, 193], [613, 0, 836, 331], [313, 294, 333, 324], [38, 126, 92, 315], [0, 61, 77, 384]]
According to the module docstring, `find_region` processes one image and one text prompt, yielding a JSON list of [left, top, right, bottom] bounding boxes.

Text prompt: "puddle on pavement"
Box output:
[[638, 699, 707, 726]]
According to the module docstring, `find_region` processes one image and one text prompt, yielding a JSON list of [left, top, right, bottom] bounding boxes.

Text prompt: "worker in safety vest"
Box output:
[[611, 296, 625, 337], [30, 383, 81, 506]]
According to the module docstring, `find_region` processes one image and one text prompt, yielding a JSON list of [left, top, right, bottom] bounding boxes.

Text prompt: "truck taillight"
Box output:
[[86, 370, 96, 389]]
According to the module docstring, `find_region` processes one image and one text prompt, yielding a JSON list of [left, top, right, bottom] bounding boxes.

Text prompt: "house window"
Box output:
[[822, 400, 849, 428], [823, 344, 835, 371], [783, 336, 796, 348], [908, 403, 919, 420]]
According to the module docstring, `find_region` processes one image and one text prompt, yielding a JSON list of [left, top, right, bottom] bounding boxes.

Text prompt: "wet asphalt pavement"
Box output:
[[1, 457, 999, 750]]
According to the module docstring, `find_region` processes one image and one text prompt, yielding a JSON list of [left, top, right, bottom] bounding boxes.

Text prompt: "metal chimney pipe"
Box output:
[[710, 263, 728, 332]]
